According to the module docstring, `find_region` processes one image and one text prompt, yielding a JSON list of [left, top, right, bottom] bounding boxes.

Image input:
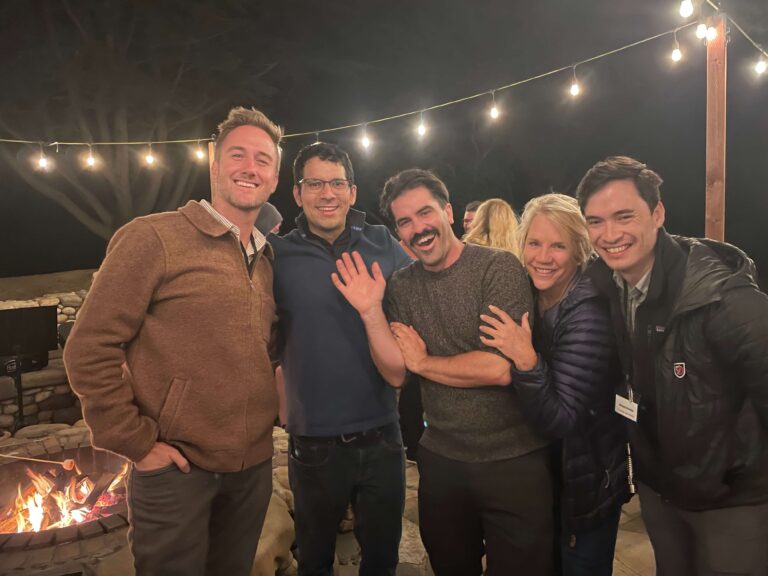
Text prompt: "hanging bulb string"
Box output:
[[728, 15, 768, 59]]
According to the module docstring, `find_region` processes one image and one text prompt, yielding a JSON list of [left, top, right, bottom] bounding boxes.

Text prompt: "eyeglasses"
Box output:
[[299, 178, 351, 193]]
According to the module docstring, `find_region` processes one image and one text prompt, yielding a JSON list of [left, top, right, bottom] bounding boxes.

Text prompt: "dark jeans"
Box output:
[[638, 482, 768, 576], [398, 380, 424, 461], [417, 446, 553, 576], [560, 505, 622, 576], [127, 459, 272, 576], [289, 422, 406, 576]]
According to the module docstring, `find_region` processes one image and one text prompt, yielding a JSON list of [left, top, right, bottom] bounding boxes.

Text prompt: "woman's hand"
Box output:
[[479, 306, 538, 371]]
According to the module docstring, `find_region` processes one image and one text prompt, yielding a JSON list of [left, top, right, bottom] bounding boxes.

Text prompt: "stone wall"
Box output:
[[0, 275, 92, 435]]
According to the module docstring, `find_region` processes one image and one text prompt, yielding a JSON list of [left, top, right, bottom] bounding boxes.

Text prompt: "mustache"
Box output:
[[410, 228, 438, 247]]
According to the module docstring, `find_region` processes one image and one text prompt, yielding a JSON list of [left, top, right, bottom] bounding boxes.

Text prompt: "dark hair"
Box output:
[[292, 142, 355, 185], [575, 156, 663, 212], [379, 169, 449, 222], [216, 106, 283, 163], [465, 200, 482, 213]]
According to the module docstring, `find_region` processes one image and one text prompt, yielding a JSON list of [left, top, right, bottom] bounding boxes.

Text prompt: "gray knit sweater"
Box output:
[[385, 243, 548, 462]]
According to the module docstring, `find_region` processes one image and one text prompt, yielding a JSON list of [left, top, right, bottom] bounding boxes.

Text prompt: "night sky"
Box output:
[[1, 0, 766, 280]]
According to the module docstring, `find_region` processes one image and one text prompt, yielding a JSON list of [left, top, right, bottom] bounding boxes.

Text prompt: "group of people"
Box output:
[[62, 106, 768, 576]]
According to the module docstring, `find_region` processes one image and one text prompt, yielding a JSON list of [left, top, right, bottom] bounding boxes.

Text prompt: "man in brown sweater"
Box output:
[[64, 107, 281, 576]]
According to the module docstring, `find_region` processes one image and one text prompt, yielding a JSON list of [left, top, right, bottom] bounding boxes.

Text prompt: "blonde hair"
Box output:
[[215, 106, 284, 164], [462, 198, 521, 257], [517, 193, 593, 271]]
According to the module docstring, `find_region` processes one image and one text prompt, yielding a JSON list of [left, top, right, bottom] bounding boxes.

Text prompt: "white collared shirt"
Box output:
[[200, 200, 266, 262]]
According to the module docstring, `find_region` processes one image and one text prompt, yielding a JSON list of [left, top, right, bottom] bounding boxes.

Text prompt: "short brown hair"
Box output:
[[576, 156, 663, 212], [380, 169, 449, 222], [215, 106, 283, 164]]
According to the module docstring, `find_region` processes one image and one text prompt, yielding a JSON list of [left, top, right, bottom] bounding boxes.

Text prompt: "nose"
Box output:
[[603, 220, 620, 243]]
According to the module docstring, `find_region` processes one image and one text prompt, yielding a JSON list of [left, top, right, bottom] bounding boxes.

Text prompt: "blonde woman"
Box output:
[[480, 193, 629, 576], [462, 198, 521, 257]]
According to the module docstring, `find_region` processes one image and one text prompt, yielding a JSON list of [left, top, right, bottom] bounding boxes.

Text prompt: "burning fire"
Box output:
[[0, 463, 128, 533]]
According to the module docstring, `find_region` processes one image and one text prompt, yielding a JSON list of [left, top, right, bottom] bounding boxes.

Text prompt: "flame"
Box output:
[[0, 462, 128, 533]]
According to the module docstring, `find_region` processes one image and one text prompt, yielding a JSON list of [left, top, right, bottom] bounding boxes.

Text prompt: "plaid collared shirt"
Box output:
[[200, 199, 266, 262], [614, 267, 652, 334]]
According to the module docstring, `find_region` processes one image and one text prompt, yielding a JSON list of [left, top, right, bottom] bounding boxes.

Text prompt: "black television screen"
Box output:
[[0, 306, 58, 357]]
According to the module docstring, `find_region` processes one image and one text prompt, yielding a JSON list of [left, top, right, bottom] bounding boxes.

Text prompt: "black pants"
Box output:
[[417, 446, 553, 576], [638, 482, 768, 576], [289, 422, 406, 576], [127, 459, 272, 576]]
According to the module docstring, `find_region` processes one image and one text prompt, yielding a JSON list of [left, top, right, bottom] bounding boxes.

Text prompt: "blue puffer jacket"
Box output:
[[512, 271, 630, 532]]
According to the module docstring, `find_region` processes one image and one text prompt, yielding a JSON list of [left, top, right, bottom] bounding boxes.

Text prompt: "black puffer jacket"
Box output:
[[590, 230, 768, 510], [512, 271, 629, 532]]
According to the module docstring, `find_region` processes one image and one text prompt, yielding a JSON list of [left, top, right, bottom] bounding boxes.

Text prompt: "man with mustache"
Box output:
[[64, 107, 280, 575], [270, 142, 411, 576], [333, 169, 553, 576]]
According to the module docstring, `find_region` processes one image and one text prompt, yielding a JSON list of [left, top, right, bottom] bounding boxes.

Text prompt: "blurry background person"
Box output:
[[480, 193, 629, 576], [462, 200, 482, 232], [463, 198, 521, 258]]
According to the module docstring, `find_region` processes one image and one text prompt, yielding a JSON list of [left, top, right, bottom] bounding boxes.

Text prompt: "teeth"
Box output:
[[415, 235, 435, 246], [235, 180, 256, 188], [318, 206, 337, 212], [605, 245, 629, 254]]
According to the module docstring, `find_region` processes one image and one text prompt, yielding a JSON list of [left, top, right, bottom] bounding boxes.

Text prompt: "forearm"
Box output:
[[360, 307, 406, 387], [414, 350, 511, 388]]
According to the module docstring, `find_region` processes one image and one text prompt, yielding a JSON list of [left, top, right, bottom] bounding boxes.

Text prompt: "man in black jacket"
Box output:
[[576, 156, 768, 576]]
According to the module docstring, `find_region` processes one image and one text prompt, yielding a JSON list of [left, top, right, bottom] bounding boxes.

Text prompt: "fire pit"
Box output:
[[0, 427, 133, 575]]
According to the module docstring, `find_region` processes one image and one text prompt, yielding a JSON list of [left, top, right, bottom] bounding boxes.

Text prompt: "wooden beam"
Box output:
[[208, 141, 216, 198], [705, 14, 727, 241]]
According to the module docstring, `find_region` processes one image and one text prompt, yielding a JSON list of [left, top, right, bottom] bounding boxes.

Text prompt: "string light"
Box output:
[[671, 30, 683, 62], [85, 144, 97, 169], [416, 112, 427, 137], [360, 125, 371, 149], [756, 59, 767, 75], [706, 26, 717, 42], [696, 23, 708, 39], [488, 91, 500, 119], [679, 0, 694, 18], [144, 143, 155, 166], [194, 141, 205, 160], [569, 67, 581, 97], [37, 144, 48, 170]]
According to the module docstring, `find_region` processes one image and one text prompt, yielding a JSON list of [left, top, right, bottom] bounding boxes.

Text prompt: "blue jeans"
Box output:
[[560, 505, 622, 576], [288, 422, 405, 576]]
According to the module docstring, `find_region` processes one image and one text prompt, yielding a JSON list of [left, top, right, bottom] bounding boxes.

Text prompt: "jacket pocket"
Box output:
[[158, 377, 188, 439]]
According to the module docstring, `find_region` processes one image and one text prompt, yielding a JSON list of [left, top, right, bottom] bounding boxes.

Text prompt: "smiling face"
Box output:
[[293, 157, 356, 244], [391, 186, 462, 272], [523, 213, 579, 307], [583, 178, 665, 286], [211, 125, 279, 217]]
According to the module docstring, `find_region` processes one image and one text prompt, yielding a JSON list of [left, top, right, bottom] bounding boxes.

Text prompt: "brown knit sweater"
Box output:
[[64, 201, 278, 472]]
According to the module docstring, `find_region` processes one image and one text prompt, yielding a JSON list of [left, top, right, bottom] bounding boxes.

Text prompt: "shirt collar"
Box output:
[[613, 267, 653, 300], [200, 199, 266, 253]]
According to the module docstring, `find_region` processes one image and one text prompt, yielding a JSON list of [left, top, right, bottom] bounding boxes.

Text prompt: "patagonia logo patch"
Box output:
[[673, 362, 686, 379]]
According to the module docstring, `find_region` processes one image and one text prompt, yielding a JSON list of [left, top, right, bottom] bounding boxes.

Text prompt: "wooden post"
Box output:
[[705, 14, 727, 241], [208, 141, 216, 197]]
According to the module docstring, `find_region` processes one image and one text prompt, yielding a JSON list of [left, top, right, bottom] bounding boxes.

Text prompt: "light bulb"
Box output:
[[756, 59, 767, 75], [569, 81, 581, 97], [679, 0, 694, 18], [361, 135, 371, 148], [38, 156, 48, 168], [671, 48, 683, 62], [145, 153, 155, 165], [696, 24, 707, 39], [87, 155, 96, 166], [489, 105, 499, 119], [195, 148, 205, 160], [417, 122, 426, 137], [706, 26, 717, 41]]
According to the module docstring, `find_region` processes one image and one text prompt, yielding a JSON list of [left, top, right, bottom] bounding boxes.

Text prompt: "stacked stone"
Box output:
[[0, 290, 87, 325]]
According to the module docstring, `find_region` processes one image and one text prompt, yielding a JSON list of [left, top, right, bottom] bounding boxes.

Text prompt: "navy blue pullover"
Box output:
[[271, 209, 412, 436]]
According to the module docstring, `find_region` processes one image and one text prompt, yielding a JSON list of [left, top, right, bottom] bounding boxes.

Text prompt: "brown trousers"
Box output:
[[127, 459, 272, 576]]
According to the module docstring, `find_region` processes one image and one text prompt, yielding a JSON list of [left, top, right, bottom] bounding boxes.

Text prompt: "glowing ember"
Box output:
[[0, 462, 128, 533]]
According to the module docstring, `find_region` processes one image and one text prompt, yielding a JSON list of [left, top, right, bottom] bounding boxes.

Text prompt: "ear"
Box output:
[[445, 202, 455, 225], [349, 184, 358, 206], [293, 185, 303, 208], [653, 201, 666, 229]]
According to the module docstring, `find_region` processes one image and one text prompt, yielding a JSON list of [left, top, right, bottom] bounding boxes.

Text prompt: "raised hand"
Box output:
[[331, 251, 386, 317], [390, 322, 428, 374], [480, 306, 538, 371]]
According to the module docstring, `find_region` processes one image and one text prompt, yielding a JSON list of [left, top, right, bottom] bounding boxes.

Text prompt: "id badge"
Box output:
[[615, 394, 639, 422]]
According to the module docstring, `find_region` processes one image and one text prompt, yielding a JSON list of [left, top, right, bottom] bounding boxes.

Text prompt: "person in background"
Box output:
[[462, 199, 482, 232], [578, 156, 768, 576], [462, 197, 521, 257], [480, 193, 629, 576]]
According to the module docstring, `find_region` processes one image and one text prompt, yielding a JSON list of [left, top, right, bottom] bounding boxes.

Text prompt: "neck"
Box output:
[[211, 200, 259, 246], [424, 238, 464, 272], [620, 256, 655, 288], [538, 271, 577, 312]]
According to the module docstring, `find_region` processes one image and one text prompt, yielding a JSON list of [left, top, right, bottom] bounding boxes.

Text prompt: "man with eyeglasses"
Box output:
[[269, 142, 411, 576]]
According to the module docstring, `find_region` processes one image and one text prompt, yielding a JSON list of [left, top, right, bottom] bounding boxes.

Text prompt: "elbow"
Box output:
[[386, 368, 407, 389]]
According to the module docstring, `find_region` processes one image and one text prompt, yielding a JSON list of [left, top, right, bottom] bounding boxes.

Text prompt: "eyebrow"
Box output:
[[225, 146, 274, 161]]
